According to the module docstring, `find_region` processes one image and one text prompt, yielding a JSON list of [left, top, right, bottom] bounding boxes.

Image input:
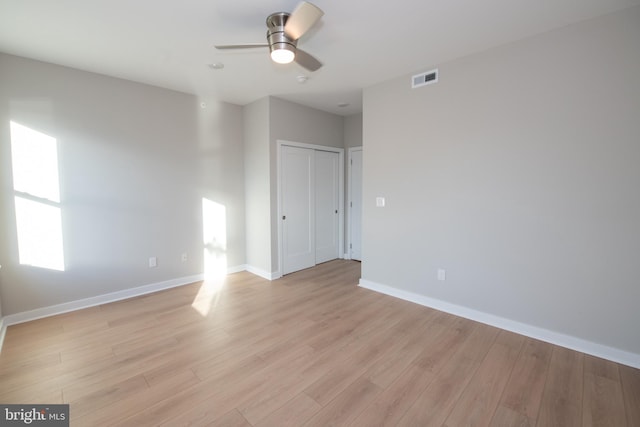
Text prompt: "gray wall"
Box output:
[[0, 53, 245, 315], [243, 97, 271, 274], [269, 97, 344, 149], [344, 113, 363, 149], [362, 7, 640, 354]]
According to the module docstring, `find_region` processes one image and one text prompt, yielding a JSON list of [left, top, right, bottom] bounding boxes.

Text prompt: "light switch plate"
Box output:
[[376, 197, 386, 207]]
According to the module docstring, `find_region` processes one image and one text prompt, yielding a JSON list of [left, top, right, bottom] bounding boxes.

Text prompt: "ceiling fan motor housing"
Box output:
[[266, 12, 297, 54], [213, 3, 323, 72]]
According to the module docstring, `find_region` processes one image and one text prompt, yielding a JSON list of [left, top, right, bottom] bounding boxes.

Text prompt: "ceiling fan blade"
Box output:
[[214, 43, 269, 50], [284, 1, 324, 40], [295, 49, 322, 72]]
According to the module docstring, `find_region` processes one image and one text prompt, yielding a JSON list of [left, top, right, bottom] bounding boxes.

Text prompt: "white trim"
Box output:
[[246, 265, 281, 281], [3, 274, 204, 327], [277, 140, 345, 276], [347, 146, 362, 261], [277, 139, 344, 155], [0, 317, 6, 353], [0, 262, 283, 353], [359, 278, 640, 369], [0, 264, 250, 353], [226, 264, 247, 275], [276, 142, 284, 276]]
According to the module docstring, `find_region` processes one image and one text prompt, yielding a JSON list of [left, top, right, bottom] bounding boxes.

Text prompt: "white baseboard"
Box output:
[[226, 264, 247, 275], [359, 278, 640, 370], [0, 263, 290, 354], [246, 265, 281, 280], [3, 274, 205, 328], [271, 271, 282, 280], [0, 264, 250, 353]]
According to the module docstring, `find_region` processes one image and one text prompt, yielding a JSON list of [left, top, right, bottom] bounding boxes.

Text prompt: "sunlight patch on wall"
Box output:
[[10, 122, 60, 201], [14, 197, 65, 271], [202, 198, 227, 279], [10, 121, 65, 271], [192, 198, 228, 316]]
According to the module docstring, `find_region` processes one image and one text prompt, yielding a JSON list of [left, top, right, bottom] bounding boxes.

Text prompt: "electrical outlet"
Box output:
[[181, 253, 188, 262], [149, 257, 157, 268], [437, 268, 446, 281]]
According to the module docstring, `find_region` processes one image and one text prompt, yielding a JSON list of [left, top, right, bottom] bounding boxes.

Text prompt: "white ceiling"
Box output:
[[1, 0, 639, 116]]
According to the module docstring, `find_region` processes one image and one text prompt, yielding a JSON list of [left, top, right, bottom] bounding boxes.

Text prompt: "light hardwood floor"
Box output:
[[1, 260, 639, 426]]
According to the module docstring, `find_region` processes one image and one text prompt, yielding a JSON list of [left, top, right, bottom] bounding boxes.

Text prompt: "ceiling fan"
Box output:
[[214, 1, 324, 72]]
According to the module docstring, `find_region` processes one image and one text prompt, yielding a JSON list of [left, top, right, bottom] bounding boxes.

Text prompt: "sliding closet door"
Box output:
[[315, 150, 340, 264], [281, 145, 315, 275], [281, 145, 341, 275]]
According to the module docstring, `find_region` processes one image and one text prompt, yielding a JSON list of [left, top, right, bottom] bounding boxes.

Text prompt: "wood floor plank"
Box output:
[[303, 376, 382, 426], [583, 374, 626, 427], [302, 312, 410, 407], [411, 316, 476, 372], [0, 382, 63, 405], [159, 344, 318, 426], [60, 342, 114, 367], [620, 364, 640, 426], [112, 379, 218, 426], [490, 405, 533, 427], [68, 374, 149, 419], [396, 323, 500, 426], [0, 350, 61, 375], [143, 365, 200, 389], [254, 393, 322, 427], [206, 409, 253, 427], [536, 346, 584, 427], [60, 351, 162, 402], [361, 311, 454, 389], [1, 260, 638, 426], [235, 349, 326, 424], [350, 363, 435, 426], [582, 355, 626, 427], [443, 330, 524, 427], [491, 337, 552, 426]]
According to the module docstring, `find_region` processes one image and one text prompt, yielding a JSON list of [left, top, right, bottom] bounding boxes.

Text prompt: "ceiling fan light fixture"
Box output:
[[214, 2, 323, 71], [270, 44, 295, 64]]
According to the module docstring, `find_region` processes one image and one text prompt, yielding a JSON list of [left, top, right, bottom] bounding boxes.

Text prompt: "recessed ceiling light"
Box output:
[[208, 63, 224, 70], [338, 102, 349, 108]]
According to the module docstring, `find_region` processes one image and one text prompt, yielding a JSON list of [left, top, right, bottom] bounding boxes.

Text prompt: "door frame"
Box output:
[[347, 146, 363, 260], [277, 140, 344, 276]]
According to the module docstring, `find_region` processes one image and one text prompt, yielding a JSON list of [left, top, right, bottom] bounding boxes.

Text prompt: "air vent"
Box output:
[[411, 69, 438, 89]]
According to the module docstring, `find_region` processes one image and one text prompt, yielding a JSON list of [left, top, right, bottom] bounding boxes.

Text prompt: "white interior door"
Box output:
[[282, 145, 315, 275], [315, 150, 340, 264], [350, 148, 363, 261]]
